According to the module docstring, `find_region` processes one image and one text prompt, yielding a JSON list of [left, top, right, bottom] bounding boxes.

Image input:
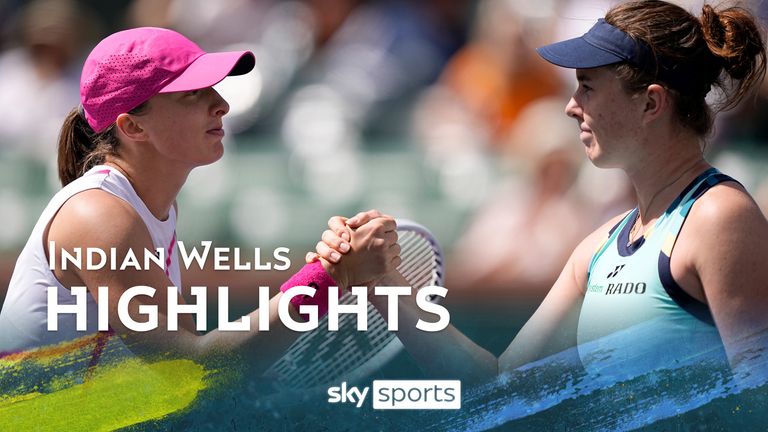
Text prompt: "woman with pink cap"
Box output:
[[316, 0, 768, 385], [0, 27, 399, 372]]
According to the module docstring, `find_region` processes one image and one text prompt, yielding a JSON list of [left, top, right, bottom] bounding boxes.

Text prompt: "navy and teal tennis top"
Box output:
[[577, 168, 734, 373]]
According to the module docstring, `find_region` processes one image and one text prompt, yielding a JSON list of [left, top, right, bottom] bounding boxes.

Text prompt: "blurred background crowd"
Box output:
[[1, 0, 767, 354]]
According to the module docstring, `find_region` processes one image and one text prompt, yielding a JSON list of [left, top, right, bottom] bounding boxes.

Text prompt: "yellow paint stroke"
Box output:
[[0, 358, 208, 431], [0, 332, 104, 363]]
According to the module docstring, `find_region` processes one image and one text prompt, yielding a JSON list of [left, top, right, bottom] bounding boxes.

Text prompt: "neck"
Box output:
[[625, 141, 709, 225], [104, 157, 190, 221]]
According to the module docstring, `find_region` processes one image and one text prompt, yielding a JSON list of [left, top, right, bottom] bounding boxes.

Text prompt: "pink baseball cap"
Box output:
[[80, 27, 255, 132]]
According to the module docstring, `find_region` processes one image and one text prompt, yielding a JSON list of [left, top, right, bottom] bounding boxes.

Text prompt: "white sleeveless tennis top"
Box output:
[[0, 165, 180, 352]]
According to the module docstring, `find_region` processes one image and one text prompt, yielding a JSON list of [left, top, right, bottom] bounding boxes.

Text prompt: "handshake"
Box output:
[[306, 209, 401, 290], [276, 209, 405, 323], [276, 208, 447, 333]]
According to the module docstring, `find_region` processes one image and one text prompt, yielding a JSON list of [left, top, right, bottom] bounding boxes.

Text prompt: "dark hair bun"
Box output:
[[700, 4, 766, 109]]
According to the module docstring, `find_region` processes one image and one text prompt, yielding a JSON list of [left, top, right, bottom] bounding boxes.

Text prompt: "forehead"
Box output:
[[575, 66, 616, 82], [142, 92, 188, 111]]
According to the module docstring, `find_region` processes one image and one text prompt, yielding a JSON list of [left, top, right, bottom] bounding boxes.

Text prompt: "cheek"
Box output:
[[156, 129, 184, 153], [593, 109, 623, 136], [150, 127, 194, 160], [147, 115, 182, 142]]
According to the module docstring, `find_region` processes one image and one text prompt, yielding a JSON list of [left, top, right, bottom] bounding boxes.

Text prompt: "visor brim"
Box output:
[[159, 50, 255, 93], [536, 37, 624, 69]]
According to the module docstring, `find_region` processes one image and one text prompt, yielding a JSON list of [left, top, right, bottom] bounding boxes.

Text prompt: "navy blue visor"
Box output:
[[537, 18, 712, 96], [537, 19, 653, 69]]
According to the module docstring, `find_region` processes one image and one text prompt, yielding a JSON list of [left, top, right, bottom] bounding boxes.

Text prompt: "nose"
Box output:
[[565, 97, 581, 119], [210, 88, 230, 117]]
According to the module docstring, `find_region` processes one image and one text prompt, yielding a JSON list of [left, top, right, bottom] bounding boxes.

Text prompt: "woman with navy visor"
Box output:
[[313, 0, 768, 384]]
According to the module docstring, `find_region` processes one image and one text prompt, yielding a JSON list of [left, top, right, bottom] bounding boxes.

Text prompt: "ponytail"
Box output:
[[605, 0, 767, 137], [56, 101, 149, 186], [700, 4, 766, 111], [57, 108, 97, 186]]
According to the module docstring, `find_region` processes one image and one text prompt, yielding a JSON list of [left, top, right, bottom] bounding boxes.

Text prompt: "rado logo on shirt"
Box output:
[[605, 282, 647, 295]]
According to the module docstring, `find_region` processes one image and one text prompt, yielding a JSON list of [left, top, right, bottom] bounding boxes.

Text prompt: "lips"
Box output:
[[206, 126, 225, 137]]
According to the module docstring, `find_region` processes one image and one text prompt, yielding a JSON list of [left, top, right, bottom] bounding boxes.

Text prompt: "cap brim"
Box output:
[[536, 37, 623, 69], [159, 50, 255, 93]]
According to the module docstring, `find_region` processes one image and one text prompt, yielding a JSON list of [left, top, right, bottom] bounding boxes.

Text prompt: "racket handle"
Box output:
[[280, 261, 340, 320]]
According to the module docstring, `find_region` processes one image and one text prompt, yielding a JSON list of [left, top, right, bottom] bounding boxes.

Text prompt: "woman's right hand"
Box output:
[[310, 210, 401, 287]]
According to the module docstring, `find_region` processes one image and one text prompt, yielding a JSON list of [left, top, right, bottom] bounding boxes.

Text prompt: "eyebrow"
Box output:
[[576, 73, 592, 82]]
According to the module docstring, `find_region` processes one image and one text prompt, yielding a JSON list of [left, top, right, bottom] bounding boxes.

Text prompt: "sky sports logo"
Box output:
[[327, 380, 461, 409]]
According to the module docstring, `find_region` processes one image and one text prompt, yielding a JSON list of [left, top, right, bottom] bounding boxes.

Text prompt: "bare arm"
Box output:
[[48, 191, 397, 373], [366, 241, 593, 382], [685, 184, 768, 368], [496, 213, 628, 371], [314, 211, 623, 383], [497, 229, 596, 371], [370, 270, 498, 384]]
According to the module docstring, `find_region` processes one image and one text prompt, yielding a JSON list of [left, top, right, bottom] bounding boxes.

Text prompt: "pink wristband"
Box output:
[[280, 261, 339, 320]]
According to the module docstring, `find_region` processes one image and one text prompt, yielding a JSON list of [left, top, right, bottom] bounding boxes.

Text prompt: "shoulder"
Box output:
[[680, 180, 768, 293], [47, 189, 149, 251], [681, 180, 768, 350], [664, 180, 768, 304], [568, 210, 632, 294], [687, 180, 766, 242], [686, 180, 767, 252], [575, 211, 630, 262]]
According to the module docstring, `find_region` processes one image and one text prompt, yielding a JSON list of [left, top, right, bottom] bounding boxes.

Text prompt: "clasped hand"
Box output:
[[308, 210, 400, 288]]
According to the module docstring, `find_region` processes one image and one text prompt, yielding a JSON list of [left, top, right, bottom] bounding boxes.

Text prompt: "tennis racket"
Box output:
[[264, 219, 445, 390]]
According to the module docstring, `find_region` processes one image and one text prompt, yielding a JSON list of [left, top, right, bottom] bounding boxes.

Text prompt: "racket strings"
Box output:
[[266, 229, 442, 389]]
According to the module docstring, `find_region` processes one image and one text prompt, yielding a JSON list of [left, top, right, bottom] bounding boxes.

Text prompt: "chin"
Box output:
[[587, 150, 624, 170], [582, 137, 609, 167], [208, 150, 225, 165], [211, 140, 225, 159], [196, 144, 225, 167], [584, 146, 609, 168]]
